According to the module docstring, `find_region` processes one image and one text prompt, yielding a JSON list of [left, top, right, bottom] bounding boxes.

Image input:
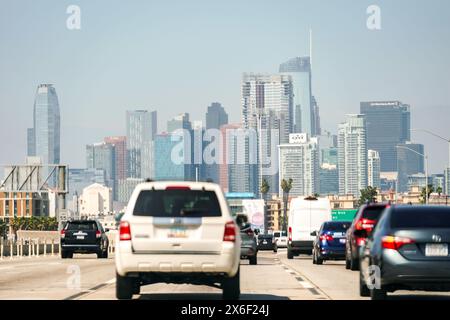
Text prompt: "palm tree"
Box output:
[[420, 185, 435, 204], [260, 179, 270, 200], [281, 178, 293, 232]]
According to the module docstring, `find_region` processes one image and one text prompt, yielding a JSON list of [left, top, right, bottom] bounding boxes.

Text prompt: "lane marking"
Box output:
[[64, 277, 116, 300]]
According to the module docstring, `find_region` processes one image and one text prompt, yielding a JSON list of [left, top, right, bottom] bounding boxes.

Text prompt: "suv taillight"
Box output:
[[223, 221, 237, 242], [119, 221, 132, 241], [355, 218, 376, 232], [288, 227, 292, 242], [246, 229, 254, 237], [96, 230, 102, 239], [60, 229, 65, 239], [382, 236, 414, 250]]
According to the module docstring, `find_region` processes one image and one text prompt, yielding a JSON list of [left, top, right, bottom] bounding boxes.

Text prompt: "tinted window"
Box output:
[[391, 207, 450, 229], [67, 221, 97, 231], [361, 206, 386, 220], [323, 222, 351, 232], [258, 234, 273, 239], [133, 190, 222, 217], [274, 232, 280, 237]]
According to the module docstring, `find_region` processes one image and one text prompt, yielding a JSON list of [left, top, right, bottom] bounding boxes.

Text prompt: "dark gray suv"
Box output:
[[359, 205, 450, 300]]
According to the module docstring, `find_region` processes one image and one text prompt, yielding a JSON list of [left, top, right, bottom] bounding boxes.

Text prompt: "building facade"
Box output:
[[241, 73, 294, 197], [86, 142, 115, 195], [279, 57, 314, 135], [360, 101, 410, 172], [368, 149, 381, 189], [338, 114, 368, 197], [126, 110, 157, 178], [79, 183, 112, 217], [278, 133, 319, 197], [27, 84, 61, 167], [396, 142, 425, 192]]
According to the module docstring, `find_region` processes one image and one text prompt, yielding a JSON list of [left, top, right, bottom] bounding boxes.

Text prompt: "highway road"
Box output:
[[1, 250, 450, 300]]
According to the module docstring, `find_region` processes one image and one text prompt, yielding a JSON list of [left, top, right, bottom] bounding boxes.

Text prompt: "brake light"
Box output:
[[355, 219, 376, 231], [96, 230, 101, 239], [60, 229, 65, 239], [320, 234, 334, 241], [288, 227, 292, 242], [119, 221, 132, 241], [165, 186, 191, 190], [223, 221, 237, 242], [382, 236, 415, 250]]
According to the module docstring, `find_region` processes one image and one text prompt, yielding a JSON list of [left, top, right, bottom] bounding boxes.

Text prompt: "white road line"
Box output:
[[106, 278, 116, 284]]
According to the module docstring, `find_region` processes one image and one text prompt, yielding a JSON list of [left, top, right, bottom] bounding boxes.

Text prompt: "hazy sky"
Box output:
[[1, 0, 449, 172]]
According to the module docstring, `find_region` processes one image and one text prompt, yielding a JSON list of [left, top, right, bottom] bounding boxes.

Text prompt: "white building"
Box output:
[[368, 149, 381, 189], [338, 114, 368, 196], [241, 73, 294, 197], [79, 183, 113, 218], [278, 133, 319, 197]]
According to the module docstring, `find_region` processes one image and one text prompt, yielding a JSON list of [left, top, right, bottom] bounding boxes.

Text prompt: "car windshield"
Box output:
[[66, 221, 97, 231], [391, 207, 450, 229], [133, 189, 222, 217]]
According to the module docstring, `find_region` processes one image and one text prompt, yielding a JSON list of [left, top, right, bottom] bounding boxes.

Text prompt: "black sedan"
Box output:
[[257, 234, 278, 252], [359, 205, 450, 300]]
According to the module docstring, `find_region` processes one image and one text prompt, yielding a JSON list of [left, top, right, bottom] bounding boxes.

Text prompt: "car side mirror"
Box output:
[[310, 231, 317, 236], [353, 229, 368, 238], [254, 229, 260, 235], [105, 228, 110, 233]]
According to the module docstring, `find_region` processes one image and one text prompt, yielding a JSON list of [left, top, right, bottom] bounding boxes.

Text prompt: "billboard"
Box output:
[[242, 199, 265, 233]]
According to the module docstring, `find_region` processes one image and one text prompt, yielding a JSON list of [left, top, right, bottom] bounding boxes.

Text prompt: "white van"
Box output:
[[287, 196, 332, 259]]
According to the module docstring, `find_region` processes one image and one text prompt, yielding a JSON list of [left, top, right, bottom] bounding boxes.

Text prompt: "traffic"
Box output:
[[78, 180, 450, 300]]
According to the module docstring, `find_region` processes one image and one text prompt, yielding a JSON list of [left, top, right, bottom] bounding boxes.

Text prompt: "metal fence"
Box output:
[[0, 231, 117, 260]]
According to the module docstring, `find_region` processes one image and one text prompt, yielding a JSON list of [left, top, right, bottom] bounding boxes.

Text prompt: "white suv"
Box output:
[[115, 181, 241, 300]]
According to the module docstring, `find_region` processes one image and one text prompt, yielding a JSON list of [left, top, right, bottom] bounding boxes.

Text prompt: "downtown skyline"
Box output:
[[1, 1, 449, 173]]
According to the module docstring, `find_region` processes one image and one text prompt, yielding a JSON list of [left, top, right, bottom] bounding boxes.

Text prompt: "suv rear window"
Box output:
[[133, 189, 222, 217], [391, 207, 450, 229], [361, 206, 386, 220], [66, 221, 97, 231]]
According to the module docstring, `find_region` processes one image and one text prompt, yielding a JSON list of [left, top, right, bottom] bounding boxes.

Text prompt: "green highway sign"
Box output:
[[331, 209, 358, 221]]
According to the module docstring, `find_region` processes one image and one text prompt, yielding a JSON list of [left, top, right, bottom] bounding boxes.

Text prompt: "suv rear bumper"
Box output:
[[61, 244, 102, 253], [116, 242, 240, 278]]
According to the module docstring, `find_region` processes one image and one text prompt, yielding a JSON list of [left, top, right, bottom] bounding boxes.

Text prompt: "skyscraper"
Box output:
[[204, 103, 229, 183], [279, 57, 314, 135], [104, 136, 127, 200], [154, 133, 190, 181], [397, 142, 425, 192], [27, 84, 60, 166], [167, 113, 192, 133], [86, 142, 115, 194], [368, 150, 381, 189], [278, 133, 319, 197], [219, 123, 241, 192], [241, 73, 293, 197], [126, 110, 157, 178], [206, 102, 228, 130], [338, 114, 368, 196], [360, 101, 410, 172]]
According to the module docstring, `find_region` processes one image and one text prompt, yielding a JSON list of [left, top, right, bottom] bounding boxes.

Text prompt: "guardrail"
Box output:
[[0, 231, 117, 260]]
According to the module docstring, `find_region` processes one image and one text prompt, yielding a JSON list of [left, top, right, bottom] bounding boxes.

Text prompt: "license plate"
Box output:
[[425, 243, 448, 257], [333, 232, 344, 237], [263, 241, 267, 244], [339, 239, 346, 244], [167, 227, 188, 238], [76, 236, 84, 240]]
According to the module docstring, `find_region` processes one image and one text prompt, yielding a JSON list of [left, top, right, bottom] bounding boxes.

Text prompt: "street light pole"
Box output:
[[411, 128, 450, 171], [396, 145, 429, 204]]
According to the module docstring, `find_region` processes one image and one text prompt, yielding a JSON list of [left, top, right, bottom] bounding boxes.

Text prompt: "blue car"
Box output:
[[312, 221, 352, 264]]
